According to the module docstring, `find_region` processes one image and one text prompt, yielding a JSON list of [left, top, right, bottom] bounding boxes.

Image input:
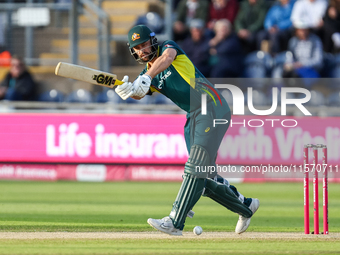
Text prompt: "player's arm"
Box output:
[[145, 48, 177, 78], [131, 48, 177, 99]]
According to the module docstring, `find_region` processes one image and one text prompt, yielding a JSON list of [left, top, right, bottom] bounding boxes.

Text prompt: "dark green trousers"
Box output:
[[184, 99, 231, 170]]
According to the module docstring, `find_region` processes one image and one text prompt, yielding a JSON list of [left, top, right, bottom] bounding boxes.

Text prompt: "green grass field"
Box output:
[[0, 181, 339, 254]]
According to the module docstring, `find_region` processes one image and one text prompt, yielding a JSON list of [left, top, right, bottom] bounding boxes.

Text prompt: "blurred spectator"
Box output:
[[0, 56, 37, 101], [179, 19, 211, 77], [322, 0, 340, 53], [290, 0, 328, 35], [283, 21, 323, 80], [173, 0, 209, 41], [209, 19, 244, 77], [257, 0, 296, 55], [173, 0, 182, 10], [135, 12, 164, 34], [234, 0, 269, 53], [208, 0, 239, 30], [0, 50, 11, 67]]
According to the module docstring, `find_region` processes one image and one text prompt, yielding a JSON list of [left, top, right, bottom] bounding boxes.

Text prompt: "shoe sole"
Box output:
[[147, 219, 183, 236]]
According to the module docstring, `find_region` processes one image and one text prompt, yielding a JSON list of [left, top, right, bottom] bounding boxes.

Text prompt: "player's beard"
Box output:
[[140, 51, 153, 62]]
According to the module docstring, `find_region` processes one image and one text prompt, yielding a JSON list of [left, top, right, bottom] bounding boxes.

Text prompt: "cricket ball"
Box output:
[[193, 226, 203, 235]]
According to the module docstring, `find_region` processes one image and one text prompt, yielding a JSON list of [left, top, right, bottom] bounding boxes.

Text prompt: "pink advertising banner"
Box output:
[[0, 113, 339, 165], [1, 163, 339, 182], [0, 113, 188, 164]]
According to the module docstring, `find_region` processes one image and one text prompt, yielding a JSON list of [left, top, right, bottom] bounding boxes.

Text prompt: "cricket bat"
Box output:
[[55, 62, 124, 88]]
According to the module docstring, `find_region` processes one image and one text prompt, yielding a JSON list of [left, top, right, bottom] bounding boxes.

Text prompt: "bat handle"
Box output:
[[114, 80, 124, 86]]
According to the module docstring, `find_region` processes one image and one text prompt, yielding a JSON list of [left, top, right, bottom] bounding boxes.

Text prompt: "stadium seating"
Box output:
[[38, 89, 64, 102], [243, 51, 273, 79], [306, 90, 326, 106], [271, 51, 292, 78], [327, 91, 340, 106], [65, 89, 93, 103], [125, 95, 152, 104], [244, 89, 268, 106], [265, 87, 282, 105], [242, 51, 273, 90], [152, 93, 173, 104], [95, 88, 120, 104]]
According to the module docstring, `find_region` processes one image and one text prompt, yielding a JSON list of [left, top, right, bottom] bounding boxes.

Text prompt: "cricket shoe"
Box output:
[[147, 216, 182, 236], [235, 198, 260, 234]]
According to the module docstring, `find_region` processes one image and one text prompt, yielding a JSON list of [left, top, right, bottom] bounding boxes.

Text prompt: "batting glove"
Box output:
[[132, 74, 152, 98], [115, 75, 134, 100]]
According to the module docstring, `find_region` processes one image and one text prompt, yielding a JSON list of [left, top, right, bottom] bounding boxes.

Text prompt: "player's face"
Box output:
[[133, 40, 153, 61]]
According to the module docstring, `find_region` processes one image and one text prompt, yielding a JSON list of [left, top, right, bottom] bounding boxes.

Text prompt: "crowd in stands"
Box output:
[[0, 0, 340, 105], [173, 0, 340, 80]]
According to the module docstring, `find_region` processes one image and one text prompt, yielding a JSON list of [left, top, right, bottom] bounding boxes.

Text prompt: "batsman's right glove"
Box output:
[[115, 75, 134, 100]]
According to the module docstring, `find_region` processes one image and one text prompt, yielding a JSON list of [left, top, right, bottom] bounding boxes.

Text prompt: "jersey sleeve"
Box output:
[[160, 40, 185, 57]]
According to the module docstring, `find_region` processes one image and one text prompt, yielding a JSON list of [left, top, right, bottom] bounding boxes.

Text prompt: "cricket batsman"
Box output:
[[115, 25, 260, 235]]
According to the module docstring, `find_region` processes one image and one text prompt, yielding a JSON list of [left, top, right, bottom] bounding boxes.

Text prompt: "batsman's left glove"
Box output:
[[132, 74, 152, 98], [115, 75, 134, 100]]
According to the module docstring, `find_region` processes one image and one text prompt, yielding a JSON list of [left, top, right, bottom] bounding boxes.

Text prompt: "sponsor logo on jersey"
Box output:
[[158, 70, 172, 89], [132, 33, 140, 41]]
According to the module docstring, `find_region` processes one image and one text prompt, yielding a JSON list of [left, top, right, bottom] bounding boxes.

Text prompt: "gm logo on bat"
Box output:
[[92, 74, 116, 85]]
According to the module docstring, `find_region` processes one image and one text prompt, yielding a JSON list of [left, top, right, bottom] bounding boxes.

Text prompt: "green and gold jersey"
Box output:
[[139, 40, 229, 113]]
